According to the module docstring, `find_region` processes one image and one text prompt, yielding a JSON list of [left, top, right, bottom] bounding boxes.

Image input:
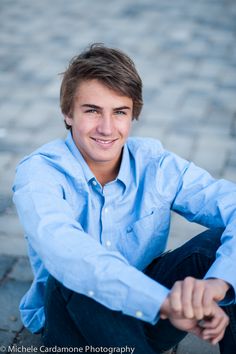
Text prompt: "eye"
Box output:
[[115, 110, 126, 115], [85, 109, 98, 114]]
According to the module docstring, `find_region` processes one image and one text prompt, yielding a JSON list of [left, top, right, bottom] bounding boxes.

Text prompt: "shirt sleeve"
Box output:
[[13, 156, 169, 325], [170, 155, 236, 302]]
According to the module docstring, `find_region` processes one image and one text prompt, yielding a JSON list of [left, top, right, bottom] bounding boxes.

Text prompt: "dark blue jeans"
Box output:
[[42, 229, 236, 353]]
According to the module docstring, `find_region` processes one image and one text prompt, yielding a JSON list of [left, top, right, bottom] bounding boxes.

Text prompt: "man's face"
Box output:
[[65, 79, 133, 173]]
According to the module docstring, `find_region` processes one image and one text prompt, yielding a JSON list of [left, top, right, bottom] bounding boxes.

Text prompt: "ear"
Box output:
[[64, 115, 73, 127]]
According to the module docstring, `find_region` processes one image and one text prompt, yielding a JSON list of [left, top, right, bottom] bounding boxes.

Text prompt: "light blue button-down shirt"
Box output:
[[13, 132, 236, 333]]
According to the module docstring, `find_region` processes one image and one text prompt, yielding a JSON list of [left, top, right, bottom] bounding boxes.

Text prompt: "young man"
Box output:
[[13, 44, 236, 353]]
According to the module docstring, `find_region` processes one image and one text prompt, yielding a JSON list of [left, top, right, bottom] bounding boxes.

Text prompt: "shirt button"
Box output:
[[104, 207, 108, 213], [92, 180, 97, 186], [106, 240, 111, 247], [135, 310, 143, 318], [88, 290, 94, 297]]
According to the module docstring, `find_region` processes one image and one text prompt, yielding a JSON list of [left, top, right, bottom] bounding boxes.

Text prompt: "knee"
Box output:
[[187, 228, 224, 258]]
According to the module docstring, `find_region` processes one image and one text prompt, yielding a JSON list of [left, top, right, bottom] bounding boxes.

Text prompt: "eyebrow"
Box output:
[[81, 104, 131, 111], [114, 106, 131, 111], [81, 104, 101, 110]]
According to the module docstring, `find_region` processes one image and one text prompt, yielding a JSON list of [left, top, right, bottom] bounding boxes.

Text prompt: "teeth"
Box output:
[[96, 139, 113, 144]]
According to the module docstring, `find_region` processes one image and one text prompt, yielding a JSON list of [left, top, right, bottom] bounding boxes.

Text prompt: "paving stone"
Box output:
[[155, 85, 186, 110], [0, 101, 26, 128], [14, 328, 42, 348], [132, 123, 166, 142], [197, 135, 234, 152], [192, 144, 227, 178], [9, 258, 33, 282], [219, 67, 236, 89], [0, 255, 16, 282], [0, 195, 12, 215], [177, 334, 219, 354], [198, 60, 227, 81], [176, 78, 216, 93], [197, 124, 232, 139], [231, 113, 236, 138], [164, 133, 194, 160], [0, 130, 36, 152], [0, 329, 16, 349], [0, 279, 30, 332], [0, 235, 27, 257], [223, 166, 236, 183], [218, 89, 236, 111], [168, 213, 206, 250], [0, 153, 13, 170], [14, 102, 56, 130], [178, 91, 209, 119]]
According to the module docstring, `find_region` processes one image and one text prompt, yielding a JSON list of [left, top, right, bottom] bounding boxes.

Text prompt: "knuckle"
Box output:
[[172, 281, 181, 290], [185, 276, 194, 284], [182, 299, 190, 308], [195, 281, 204, 291], [171, 291, 179, 299], [193, 304, 202, 311]]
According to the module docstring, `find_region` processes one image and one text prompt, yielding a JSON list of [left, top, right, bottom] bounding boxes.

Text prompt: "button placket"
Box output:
[[106, 240, 111, 247], [101, 186, 114, 250]]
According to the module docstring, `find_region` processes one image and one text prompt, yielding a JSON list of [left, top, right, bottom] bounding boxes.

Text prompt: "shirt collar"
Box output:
[[65, 131, 94, 183], [116, 143, 131, 189], [65, 131, 131, 189]]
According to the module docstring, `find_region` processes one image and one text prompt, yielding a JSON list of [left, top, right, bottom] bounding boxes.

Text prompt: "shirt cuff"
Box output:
[[204, 258, 236, 305], [122, 277, 170, 324]]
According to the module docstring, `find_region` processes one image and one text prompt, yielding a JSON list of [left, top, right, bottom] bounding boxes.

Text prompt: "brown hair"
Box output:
[[60, 43, 143, 129]]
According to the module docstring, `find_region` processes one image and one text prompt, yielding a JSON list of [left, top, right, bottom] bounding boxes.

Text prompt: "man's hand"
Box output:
[[167, 277, 230, 320], [160, 277, 230, 345], [160, 296, 229, 345], [160, 296, 202, 335]]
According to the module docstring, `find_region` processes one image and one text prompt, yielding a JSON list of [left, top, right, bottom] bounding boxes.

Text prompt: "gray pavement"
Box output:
[[1, 0, 236, 352]]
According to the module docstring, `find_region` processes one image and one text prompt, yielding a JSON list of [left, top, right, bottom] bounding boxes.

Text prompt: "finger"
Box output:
[[203, 315, 229, 336], [202, 286, 214, 317], [202, 306, 229, 330], [181, 277, 195, 318], [208, 325, 226, 346], [210, 330, 225, 345], [201, 314, 221, 329], [169, 281, 183, 314], [190, 325, 203, 338], [202, 313, 229, 342], [191, 280, 205, 320], [160, 313, 168, 319]]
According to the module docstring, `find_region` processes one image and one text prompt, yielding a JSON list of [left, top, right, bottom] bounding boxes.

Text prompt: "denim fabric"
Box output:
[[43, 229, 236, 353]]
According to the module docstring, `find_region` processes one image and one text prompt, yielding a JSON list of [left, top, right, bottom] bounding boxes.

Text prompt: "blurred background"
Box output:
[[0, 0, 236, 351]]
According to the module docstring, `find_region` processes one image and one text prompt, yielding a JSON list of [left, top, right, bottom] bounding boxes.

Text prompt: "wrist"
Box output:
[[206, 278, 231, 300], [209, 278, 230, 291], [160, 297, 170, 319]]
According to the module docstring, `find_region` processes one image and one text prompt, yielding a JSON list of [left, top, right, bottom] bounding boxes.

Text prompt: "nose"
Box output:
[[96, 113, 113, 136]]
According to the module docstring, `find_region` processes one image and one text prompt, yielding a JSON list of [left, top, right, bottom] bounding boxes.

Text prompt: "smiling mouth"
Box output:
[[91, 138, 118, 145]]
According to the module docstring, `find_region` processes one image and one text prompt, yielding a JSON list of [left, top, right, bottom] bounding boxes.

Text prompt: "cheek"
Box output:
[[73, 120, 94, 135], [119, 121, 131, 136]]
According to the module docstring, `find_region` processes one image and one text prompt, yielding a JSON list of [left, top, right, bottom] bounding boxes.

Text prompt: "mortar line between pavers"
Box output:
[[0, 257, 18, 286]]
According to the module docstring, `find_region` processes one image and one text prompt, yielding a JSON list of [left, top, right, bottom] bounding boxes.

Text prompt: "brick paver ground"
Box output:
[[1, 0, 236, 352]]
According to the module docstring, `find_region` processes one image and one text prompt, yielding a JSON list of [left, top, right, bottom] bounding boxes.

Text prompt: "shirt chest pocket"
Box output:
[[119, 208, 170, 269]]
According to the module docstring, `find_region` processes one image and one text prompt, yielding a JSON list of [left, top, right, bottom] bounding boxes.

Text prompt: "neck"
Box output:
[[89, 157, 121, 186]]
